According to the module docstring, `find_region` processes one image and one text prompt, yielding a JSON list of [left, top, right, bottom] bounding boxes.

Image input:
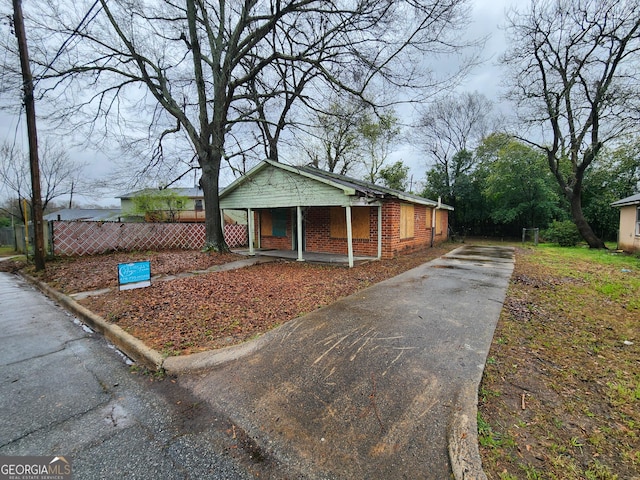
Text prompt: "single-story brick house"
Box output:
[[611, 193, 640, 253], [219, 160, 452, 266]]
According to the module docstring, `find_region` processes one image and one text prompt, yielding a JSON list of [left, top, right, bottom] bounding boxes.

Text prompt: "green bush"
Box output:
[[544, 220, 582, 247]]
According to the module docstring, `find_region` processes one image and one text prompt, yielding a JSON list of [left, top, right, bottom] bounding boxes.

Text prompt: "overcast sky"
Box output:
[[1, 0, 519, 206], [389, 0, 518, 190]]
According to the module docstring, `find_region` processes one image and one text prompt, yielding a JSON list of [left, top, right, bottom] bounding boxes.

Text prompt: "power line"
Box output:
[[34, 0, 102, 85]]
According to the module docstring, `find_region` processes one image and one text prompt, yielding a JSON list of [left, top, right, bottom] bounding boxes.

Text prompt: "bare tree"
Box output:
[[297, 96, 366, 175], [359, 109, 401, 183], [502, 0, 640, 248], [13, 0, 473, 251], [0, 140, 86, 218], [417, 91, 494, 201]]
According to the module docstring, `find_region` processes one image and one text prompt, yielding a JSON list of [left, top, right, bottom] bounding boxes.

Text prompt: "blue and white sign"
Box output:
[[118, 261, 151, 291]]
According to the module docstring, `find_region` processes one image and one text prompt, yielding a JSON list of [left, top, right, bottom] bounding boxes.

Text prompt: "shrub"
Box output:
[[544, 220, 582, 247]]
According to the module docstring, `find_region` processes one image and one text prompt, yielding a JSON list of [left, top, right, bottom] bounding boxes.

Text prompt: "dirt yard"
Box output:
[[478, 246, 639, 480]]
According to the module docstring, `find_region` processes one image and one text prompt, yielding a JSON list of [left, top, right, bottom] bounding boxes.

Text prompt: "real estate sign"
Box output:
[[118, 261, 151, 291]]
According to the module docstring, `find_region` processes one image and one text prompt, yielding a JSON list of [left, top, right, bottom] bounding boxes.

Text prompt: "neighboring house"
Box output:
[[119, 187, 206, 222], [43, 208, 122, 222], [219, 160, 452, 266], [611, 193, 640, 253], [118, 187, 247, 225]]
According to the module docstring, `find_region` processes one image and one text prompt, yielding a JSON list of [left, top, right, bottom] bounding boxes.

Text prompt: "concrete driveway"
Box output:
[[177, 245, 515, 479]]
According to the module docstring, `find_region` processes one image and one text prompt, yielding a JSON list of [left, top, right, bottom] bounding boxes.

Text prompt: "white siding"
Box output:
[[220, 166, 352, 209], [618, 205, 640, 252]]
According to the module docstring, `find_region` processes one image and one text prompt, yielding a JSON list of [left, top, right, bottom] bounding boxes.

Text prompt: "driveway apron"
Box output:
[[180, 245, 515, 479]]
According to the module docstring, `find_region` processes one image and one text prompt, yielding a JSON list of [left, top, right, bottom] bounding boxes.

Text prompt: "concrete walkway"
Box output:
[[175, 245, 515, 479]]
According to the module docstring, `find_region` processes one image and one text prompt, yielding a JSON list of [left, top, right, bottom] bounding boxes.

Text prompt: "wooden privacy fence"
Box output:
[[51, 221, 248, 256]]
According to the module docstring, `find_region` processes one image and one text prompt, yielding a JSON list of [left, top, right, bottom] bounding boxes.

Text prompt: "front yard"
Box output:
[[3, 242, 638, 478], [23, 246, 455, 355]]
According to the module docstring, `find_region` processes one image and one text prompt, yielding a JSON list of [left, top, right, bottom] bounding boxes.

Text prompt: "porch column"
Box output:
[[247, 208, 255, 255], [296, 206, 304, 262], [377, 205, 382, 259], [220, 208, 226, 246], [346, 205, 354, 268]]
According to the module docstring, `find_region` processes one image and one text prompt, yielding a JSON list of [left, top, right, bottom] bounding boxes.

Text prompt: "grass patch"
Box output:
[[0, 246, 23, 258], [478, 244, 639, 479]]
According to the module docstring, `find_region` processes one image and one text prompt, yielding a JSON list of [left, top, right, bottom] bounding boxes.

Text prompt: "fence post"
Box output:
[[48, 221, 54, 256]]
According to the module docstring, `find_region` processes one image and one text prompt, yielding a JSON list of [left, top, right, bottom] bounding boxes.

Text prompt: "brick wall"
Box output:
[[381, 202, 444, 258], [255, 203, 449, 259], [305, 207, 379, 257]]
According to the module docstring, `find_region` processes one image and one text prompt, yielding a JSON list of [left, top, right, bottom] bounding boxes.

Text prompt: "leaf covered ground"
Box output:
[[24, 246, 455, 355]]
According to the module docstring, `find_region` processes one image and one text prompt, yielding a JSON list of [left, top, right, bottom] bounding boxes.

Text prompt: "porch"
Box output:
[[233, 248, 377, 266]]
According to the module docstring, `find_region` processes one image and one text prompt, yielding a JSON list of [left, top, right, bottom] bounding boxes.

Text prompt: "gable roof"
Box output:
[[44, 208, 122, 221], [118, 187, 204, 199], [611, 193, 640, 207], [220, 160, 453, 210]]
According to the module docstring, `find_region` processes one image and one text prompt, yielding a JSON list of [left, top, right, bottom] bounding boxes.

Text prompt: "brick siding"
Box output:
[[255, 202, 449, 259]]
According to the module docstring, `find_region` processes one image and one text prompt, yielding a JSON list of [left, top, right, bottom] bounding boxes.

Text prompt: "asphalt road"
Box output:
[[0, 272, 278, 479]]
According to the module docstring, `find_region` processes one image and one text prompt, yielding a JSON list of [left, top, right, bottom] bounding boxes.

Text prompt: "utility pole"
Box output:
[[13, 0, 45, 270]]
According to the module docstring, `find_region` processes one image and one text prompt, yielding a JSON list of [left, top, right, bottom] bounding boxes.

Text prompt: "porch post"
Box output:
[[247, 208, 255, 255], [220, 208, 226, 246], [296, 206, 304, 262], [346, 205, 354, 268], [377, 205, 382, 259]]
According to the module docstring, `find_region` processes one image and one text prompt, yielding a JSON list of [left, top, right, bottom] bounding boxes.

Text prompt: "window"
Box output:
[[400, 204, 414, 239], [330, 207, 370, 239], [272, 209, 287, 237], [636, 207, 640, 236], [195, 199, 203, 211], [435, 209, 444, 235], [260, 209, 287, 237]]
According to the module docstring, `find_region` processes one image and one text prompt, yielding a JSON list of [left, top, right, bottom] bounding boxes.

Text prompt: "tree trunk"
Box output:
[[199, 157, 229, 253], [569, 190, 606, 249]]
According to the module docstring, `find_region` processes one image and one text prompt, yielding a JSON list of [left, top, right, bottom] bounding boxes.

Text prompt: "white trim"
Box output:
[[297, 206, 304, 262], [346, 206, 354, 268], [247, 208, 255, 255]]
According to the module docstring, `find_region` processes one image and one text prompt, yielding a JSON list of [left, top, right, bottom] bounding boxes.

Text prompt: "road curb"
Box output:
[[448, 384, 488, 480], [163, 331, 273, 375], [20, 273, 165, 371], [18, 272, 271, 374]]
